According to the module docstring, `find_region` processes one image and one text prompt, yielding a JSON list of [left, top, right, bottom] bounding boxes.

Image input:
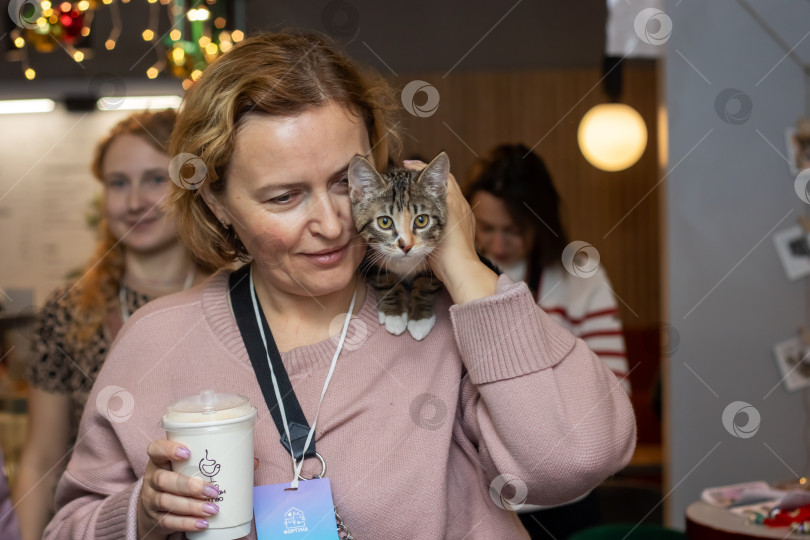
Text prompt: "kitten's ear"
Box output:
[[348, 155, 385, 202], [417, 151, 450, 199]]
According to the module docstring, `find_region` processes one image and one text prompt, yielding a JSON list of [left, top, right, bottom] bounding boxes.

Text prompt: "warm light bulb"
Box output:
[[73, 50, 84, 62], [214, 17, 225, 29], [59, 1, 70, 11], [181, 78, 193, 90], [41, 1, 51, 9], [146, 67, 159, 79], [191, 69, 202, 80], [80, 26, 89, 36], [142, 29, 154, 41], [198, 36, 210, 47], [105, 39, 116, 50], [220, 39, 232, 53], [102, 0, 112, 4], [205, 42, 218, 55], [25, 68, 36, 80], [78, 0, 89, 10], [169, 29, 181, 41], [14, 37, 25, 48], [231, 30, 244, 42], [577, 103, 647, 172], [172, 47, 185, 64], [186, 7, 210, 21]]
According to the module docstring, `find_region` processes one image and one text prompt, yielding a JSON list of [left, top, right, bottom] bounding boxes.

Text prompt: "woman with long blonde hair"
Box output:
[[12, 109, 211, 540]]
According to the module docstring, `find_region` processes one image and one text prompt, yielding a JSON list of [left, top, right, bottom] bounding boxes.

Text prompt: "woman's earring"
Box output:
[[220, 217, 230, 229]]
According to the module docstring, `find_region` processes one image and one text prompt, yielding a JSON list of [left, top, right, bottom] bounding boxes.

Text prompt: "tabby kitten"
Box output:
[[348, 152, 449, 340]]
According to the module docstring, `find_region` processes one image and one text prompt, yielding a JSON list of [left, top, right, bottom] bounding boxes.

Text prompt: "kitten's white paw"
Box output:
[[384, 313, 408, 335], [378, 310, 386, 325], [407, 314, 436, 341]]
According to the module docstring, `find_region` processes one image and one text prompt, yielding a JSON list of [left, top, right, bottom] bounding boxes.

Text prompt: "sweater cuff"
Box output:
[[95, 477, 143, 540], [449, 274, 576, 385]]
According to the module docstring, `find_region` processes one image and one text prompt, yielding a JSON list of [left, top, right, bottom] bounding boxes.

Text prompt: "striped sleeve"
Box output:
[[540, 270, 631, 394]]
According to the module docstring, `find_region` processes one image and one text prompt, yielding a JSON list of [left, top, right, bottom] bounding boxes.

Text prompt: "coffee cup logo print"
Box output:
[[199, 449, 221, 488], [562, 241, 601, 278], [634, 8, 672, 46], [169, 153, 207, 190], [795, 169, 810, 204], [96, 385, 135, 423], [722, 401, 760, 438], [409, 393, 447, 431], [489, 473, 528, 511], [401, 80, 440, 118], [714, 89, 753, 126], [8, 0, 41, 29]]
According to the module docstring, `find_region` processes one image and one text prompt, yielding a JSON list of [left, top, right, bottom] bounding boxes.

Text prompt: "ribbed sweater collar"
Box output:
[[200, 267, 383, 373]]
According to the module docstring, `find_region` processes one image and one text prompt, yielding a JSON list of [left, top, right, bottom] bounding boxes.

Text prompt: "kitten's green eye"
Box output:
[[414, 214, 429, 228], [377, 216, 393, 229]]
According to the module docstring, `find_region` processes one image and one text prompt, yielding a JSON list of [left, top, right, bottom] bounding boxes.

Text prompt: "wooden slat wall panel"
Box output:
[[389, 63, 661, 329]]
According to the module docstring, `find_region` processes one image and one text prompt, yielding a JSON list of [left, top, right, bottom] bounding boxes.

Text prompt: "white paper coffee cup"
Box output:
[[162, 390, 257, 540]]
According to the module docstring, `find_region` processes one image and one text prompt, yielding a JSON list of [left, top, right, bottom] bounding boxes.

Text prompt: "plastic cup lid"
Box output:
[[163, 390, 254, 424]]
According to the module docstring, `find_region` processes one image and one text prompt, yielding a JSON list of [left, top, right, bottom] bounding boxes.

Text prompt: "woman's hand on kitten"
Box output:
[[404, 159, 498, 304]]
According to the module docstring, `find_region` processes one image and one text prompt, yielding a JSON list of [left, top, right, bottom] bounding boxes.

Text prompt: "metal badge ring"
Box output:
[[297, 452, 327, 481]]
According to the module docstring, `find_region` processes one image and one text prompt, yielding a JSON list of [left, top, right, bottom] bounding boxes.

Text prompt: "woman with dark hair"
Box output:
[[468, 144, 631, 539], [467, 144, 630, 393]]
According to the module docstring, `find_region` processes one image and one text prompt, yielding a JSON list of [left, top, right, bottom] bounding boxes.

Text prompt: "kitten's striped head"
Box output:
[[349, 152, 449, 265]]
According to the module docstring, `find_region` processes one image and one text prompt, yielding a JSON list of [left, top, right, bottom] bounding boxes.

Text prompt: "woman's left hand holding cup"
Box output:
[[137, 439, 220, 540]]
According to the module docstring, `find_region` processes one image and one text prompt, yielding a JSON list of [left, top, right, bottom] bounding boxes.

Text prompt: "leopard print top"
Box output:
[[27, 284, 151, 441]]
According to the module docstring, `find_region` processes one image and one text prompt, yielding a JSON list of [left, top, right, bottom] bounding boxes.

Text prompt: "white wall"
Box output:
[[0, 107, 131, 307], [666, 0, 810, 528]]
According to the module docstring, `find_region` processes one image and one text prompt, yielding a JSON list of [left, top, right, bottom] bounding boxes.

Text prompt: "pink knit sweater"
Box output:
[[44, 269, 636, 539]]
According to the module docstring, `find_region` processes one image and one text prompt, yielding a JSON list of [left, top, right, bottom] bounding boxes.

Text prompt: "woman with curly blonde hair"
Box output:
[[13, 109, 211, 540]]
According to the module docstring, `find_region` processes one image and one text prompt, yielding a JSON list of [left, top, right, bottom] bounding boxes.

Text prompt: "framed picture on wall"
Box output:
[[773, 225, 810, 280], [786, 126, 810, 177], [773, 336, 810, 392]]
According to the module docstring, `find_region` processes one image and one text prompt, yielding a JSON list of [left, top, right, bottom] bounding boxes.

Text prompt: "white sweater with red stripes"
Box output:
[[537, 265, 631, 394]]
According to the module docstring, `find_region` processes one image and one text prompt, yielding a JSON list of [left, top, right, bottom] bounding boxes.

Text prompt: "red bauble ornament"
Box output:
[[59, 9, 85, 44]]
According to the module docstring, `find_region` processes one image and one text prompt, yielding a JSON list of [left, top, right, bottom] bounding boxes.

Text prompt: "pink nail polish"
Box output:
[[203, 503, 219, 515], [196, 519, 209, 529], [203, 485, 219, 498], [176, 447, 190, 459]]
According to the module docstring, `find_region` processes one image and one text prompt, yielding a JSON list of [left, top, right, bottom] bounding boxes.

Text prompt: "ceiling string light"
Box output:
[[6, 0, 244, 85]]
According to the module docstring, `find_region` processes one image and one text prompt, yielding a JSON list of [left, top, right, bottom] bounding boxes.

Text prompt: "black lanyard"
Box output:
[[229, 264, 316, 460]]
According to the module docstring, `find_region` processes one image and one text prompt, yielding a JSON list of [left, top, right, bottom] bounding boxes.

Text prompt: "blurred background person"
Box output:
[[11, 109, 212, 540], [467, 143, 630, 393], [467, 143, 632, 538]]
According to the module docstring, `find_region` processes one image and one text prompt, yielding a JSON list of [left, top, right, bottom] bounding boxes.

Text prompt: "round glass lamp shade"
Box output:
[[577, 103, 648, 172]]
